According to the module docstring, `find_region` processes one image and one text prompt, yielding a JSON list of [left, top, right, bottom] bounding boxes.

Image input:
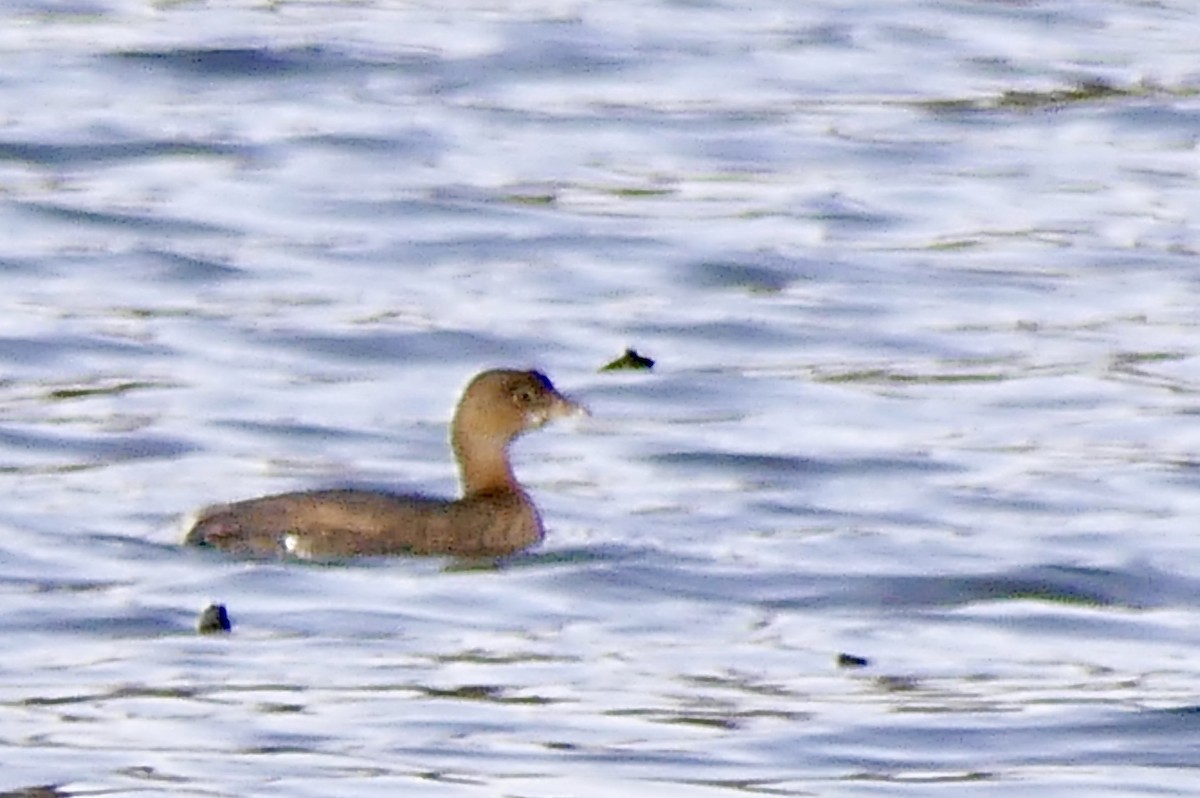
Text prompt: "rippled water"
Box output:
[[2, 0, 1200, 794]]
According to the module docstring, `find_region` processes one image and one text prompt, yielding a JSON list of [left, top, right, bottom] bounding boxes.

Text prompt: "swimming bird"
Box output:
[[184, 369, 583, 559]]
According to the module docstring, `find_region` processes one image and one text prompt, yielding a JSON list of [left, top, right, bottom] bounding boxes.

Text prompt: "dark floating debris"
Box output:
[[0, 786, 65, 798], [197, 603, 232, 634], [837, 652, 870, 669], [921, 78, 1194, 114], [600, 348, 655, 372]]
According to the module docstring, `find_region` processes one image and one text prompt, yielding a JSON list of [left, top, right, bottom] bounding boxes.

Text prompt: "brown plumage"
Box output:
[[184, 369, 582, 559]]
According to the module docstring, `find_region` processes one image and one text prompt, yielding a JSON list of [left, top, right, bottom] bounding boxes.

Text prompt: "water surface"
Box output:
[[1, 0, 1200, 795]]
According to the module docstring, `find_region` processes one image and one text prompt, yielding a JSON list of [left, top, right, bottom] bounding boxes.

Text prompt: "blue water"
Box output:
[[2, 0, 1200, 794]]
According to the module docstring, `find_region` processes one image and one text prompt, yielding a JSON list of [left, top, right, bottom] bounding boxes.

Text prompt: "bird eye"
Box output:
[[513, 387, 536, 405]]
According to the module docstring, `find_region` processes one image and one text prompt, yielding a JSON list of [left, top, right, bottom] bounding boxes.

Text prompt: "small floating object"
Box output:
[[600, 348, 655, 372], [0, 785, 65, 798], [837, 652, 870, 669], [197, 603, 232, 634]]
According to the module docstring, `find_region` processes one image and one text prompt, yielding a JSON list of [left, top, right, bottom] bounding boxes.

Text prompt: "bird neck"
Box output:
[[452, 430, 519, 497]]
